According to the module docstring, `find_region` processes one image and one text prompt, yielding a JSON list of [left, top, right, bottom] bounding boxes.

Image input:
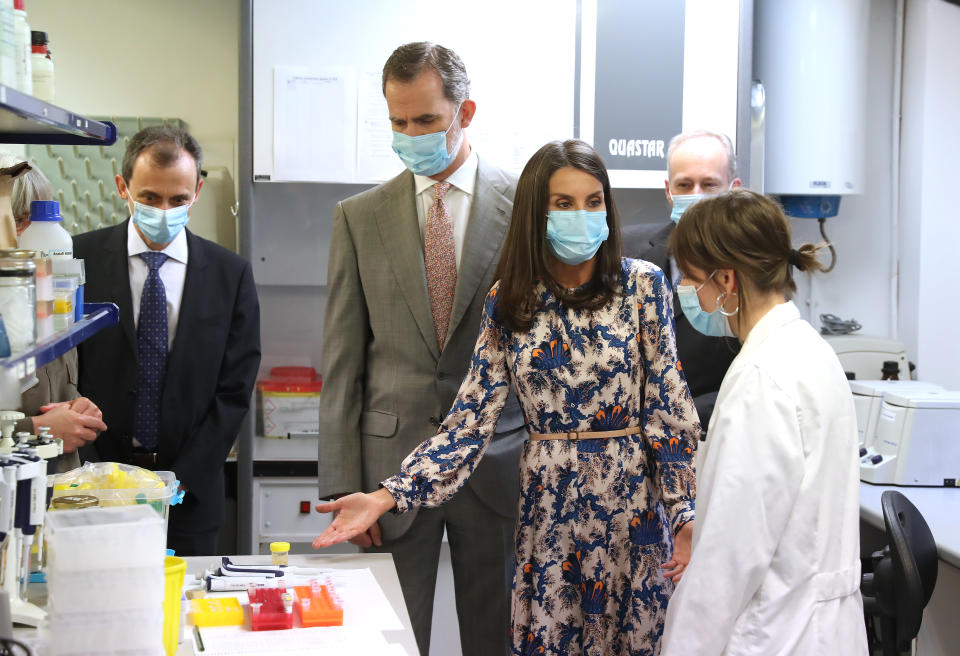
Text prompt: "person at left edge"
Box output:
[[0, 152, 107, 473], [73, 126, 261, 556]]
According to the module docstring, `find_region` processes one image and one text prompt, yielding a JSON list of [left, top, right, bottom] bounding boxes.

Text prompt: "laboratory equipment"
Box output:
[[248, 582, 294, 631], [850, 380, 944, 451], [19, 200, 73, 259], [0, 432, 61, 626], [271, 540, 290, 566], [51, 463, 180, 524], [190, 597, 244, 627], [860, 390, 960, 486], [824, 335, 912, 382], [28, 30, 52, 103], [0, 253, 35, 352], [294, 578, 343, 627], [754, 0, 868, 215], [51, 276, 75, 332], [12, 0, 30, 95], [0, 0, 14, 88]]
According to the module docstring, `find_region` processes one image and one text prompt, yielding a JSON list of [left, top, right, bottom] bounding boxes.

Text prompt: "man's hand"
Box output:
[[662, 521, 694, 583], [312, 489, 395, 549], [33, 399, 107, 453]]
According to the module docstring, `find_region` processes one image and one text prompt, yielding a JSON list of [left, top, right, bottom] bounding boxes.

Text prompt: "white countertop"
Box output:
[[179, 553, 417, 655], [860, 483, 960, 569]]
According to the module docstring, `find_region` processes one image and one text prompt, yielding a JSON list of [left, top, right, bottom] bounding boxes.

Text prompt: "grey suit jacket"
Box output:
[[317, 157, 526, 540], [621, 221, 740, 428]]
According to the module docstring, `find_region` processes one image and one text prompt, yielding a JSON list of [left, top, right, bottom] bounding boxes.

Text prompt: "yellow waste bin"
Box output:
[[163, 555, 187, 655]]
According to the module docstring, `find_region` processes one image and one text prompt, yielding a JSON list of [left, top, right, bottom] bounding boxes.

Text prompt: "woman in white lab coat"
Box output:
[[660, 189, 868, 655]]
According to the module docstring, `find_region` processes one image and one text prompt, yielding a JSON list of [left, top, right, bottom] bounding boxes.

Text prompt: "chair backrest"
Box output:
[[877, 490, 939, 646]]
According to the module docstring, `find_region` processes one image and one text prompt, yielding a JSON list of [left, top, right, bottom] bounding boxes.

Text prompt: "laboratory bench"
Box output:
[[176, 553, 417, 655]]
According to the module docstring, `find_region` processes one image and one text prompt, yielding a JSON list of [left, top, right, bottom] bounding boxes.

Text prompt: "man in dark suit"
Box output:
[[622, 130, 741, 429], [74, 126, 261, 556]]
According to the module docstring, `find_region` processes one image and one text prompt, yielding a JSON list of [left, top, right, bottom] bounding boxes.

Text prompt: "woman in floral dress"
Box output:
[[314, 140, 700, 655]]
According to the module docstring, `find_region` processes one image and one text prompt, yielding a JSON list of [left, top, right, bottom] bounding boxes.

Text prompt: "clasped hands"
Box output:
[[35, 396, 107, 453]]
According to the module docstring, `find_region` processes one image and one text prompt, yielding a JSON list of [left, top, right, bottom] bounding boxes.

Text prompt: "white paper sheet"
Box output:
[[188, 567, 405, 655], [273, 66, 357, 182], [197, 625, 392, 655], [356, 70, 405, 183]]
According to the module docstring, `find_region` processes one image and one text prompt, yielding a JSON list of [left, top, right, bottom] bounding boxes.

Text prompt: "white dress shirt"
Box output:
[[127, 219, 188, 350], [413, 149, 478, 271]]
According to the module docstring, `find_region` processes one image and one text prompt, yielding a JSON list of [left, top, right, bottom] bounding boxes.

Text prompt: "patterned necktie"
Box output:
[[424, 181, 457, 348], [134, 251, 169, 451]]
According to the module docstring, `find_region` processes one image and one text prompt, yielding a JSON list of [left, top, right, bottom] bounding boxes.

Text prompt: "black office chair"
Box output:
[[861, 491, 939, 655]]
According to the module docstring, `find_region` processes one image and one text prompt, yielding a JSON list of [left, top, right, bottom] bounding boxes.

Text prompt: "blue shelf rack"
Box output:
[[0, 302, 118, 388], [0, 85, 117, 146]]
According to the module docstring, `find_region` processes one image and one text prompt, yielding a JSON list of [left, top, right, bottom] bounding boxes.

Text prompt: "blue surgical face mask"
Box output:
[[129, 197, 192, 245], [545, 210, 609, 265], [391, 103, 464, 177], [669, 193, 705, 223], [669, 181, 736, 223], [677, 271, 737, 338]]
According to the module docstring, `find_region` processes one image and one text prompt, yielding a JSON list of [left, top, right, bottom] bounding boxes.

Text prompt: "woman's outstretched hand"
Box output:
[[662, 521, 694, 583], [312, 488, 397, 549]]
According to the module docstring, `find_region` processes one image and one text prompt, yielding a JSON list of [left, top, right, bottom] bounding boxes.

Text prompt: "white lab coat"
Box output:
[[662, 301, 868, 655]]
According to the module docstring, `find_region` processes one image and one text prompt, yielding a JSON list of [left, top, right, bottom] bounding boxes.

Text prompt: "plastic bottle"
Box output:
[[19, 200, 72, 258], [881, 360, 900, 381], [12, 0, 29, 94], [0, 0, 16, 87], [29, 29, 51, 103]]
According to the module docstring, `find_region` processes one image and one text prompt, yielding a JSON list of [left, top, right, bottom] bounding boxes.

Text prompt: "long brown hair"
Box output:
[[669, 189, 827, 323], [493, 140, 622, 332]]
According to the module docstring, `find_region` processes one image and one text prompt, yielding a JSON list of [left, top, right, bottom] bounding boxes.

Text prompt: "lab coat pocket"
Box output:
[[360, 410, 398, 438], [812, 563, 861, 602]]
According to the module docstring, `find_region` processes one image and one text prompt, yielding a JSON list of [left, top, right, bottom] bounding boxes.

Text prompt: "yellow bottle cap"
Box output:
[[270, 541, 290, 553]]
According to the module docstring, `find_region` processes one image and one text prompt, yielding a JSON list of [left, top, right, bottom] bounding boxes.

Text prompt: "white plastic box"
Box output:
[[44, 504, 165, 571]]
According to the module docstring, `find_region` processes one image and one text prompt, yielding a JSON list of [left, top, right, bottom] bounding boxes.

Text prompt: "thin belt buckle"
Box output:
[[566, 432, 578, 442]]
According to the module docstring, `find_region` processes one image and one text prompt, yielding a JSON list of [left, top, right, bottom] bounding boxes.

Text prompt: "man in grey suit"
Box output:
[[315, 42, 524, 656], [621, 130, 741, 429]]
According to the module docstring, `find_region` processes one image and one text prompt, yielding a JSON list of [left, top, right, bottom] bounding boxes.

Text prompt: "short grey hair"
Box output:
[[667, 130, 737, 181], [122, 125, 203, 188], [381, 42, 470, 104], [0, 152, 53, 216]]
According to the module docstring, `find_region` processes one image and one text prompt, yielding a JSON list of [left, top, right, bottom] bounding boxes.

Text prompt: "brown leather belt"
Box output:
[[528, 426, 641, 441]]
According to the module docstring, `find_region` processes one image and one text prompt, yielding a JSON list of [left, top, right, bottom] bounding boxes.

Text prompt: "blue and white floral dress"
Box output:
[[382, 258, 699, 656]]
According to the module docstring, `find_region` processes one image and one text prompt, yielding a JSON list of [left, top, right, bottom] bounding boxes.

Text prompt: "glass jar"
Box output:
[[0, 250, 37, 352]]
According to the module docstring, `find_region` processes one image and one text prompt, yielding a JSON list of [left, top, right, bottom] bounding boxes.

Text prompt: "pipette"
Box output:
[[7, 450, 46, 598]]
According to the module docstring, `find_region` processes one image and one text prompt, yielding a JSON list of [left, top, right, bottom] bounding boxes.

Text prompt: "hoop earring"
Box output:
[[716, 291, 739, 317]]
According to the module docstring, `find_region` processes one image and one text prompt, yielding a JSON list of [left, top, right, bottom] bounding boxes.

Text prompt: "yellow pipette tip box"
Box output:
[[190, 597, 244, 627]]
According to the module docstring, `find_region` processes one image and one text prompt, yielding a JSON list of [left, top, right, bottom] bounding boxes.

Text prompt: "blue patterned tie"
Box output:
[[134, 252, 169, 451]]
